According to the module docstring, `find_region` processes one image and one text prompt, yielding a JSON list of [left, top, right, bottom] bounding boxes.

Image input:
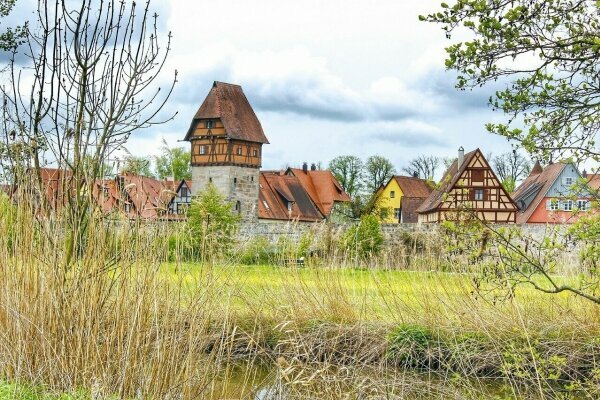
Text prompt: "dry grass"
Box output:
[[0, 197, 599, 399]]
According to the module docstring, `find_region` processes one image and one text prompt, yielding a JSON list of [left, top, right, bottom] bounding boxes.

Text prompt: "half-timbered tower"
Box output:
[[416, 148, 517, 223], [184, 82, 269, 221]]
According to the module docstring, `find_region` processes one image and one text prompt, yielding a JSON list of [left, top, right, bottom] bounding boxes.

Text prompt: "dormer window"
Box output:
[[204, 120, 214, 129], [287, 202, 293, 212]]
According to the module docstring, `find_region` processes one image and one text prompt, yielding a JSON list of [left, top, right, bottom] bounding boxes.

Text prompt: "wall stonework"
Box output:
[[237, 221, 576, 249], [192, 165, 259, 222]]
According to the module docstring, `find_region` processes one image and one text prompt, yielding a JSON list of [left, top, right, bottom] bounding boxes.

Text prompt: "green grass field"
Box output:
[[161, 263, 599, 335]]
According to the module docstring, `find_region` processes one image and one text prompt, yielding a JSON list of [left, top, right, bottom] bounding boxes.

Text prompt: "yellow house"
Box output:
[[376, 175, 434, 223]]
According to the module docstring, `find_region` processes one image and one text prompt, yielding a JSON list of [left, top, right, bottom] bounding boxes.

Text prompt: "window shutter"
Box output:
[[469, 189, 475, 201], [483, 189, 489, 201]]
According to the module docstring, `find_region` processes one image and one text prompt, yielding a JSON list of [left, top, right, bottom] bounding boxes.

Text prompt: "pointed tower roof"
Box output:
[[184, 81, 269, 144], [530, 160, 543, 175]]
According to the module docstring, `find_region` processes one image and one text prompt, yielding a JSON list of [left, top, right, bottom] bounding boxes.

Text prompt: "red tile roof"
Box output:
[[184, 81, 269, 144], [287, 168, 351, 217], [511, 162, 566, 224], [258, 172, 324, 222]]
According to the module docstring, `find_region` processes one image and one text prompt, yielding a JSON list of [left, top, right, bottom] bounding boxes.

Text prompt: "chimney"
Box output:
[[310, 163, 317, 171], [582, 169, 588, 178], [412, 171, 419, 178], [302, 162, 308, 173], [458, 146, 464, 168]]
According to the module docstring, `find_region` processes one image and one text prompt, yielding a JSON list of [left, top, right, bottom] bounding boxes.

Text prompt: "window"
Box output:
[[235, 201, 241, 214], [394, 208, 401, 220], [253, 149, 258, 157], [251, 176, 254, 182], [233, 177, 237, 185], [546, 199, 559, 211], [262, 200, 269, 210], [102, 187, 109, 198], [199, 145, 206, 155], [474, 189, 484, 201], [204, 120, 214, 129], [561, 200, 573, 211], [287, 201, 293, 212], [390, 191, 395, 199], [181, 187, 188, 198], [577, 200, 589, 211], [564, 177, 574, 186], [124, 203, 130, 213], [209, 177, 213, 183], [237, 147, 242, 156], [471, 169, 484, 182]]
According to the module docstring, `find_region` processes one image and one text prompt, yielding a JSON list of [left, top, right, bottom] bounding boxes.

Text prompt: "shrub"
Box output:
[[186, 184, 241, 261], [387, 324, 440, 368], [239, 236, 273, 265], [342, 214, 384, 260]]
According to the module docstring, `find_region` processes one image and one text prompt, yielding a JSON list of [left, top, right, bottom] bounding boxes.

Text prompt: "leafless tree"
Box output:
[[401, 155, 440, 181], [1, 0, 176, 262], [491, 151, 532, 185]]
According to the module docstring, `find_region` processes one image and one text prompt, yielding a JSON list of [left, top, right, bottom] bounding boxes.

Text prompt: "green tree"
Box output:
[[329, 155, 363, 198], [364, 155, 396, 193], [187, 184, 240, 261], [0, 0, 26, 51], [422, 0, 600, 163], [154, 139, 191, 180], [121, 155, 154, 177]]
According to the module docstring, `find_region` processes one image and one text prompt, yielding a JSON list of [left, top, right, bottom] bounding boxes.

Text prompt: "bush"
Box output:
[[239, 236, 273, 265], [342, 214, 384, 260], [186, 184, 241, 261], [387, 324, 440, 368]]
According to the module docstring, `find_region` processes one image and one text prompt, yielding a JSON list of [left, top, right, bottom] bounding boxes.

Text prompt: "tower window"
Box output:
[[233, 177, 237, 185], [253, 149, 258, 157], [235, 201, 241, 214], [199, 145, 206, 155], [204, 120, 214, 129], [237, 147, 242, 156], [208, 177, 213, 183]]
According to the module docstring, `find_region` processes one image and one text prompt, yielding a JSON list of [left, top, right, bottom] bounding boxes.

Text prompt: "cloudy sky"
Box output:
[[11, 0, 521, 177]]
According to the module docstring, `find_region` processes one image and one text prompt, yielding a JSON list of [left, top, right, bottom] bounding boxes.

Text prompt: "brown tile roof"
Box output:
[[38, 168, 73, 210], [392, 176, 434, 198], [511, 162, 566, 224], [416, 149, 478, 214], [287, 168, 351, 217], [184, 81, 269, 144], [258, 172, 324, 222]]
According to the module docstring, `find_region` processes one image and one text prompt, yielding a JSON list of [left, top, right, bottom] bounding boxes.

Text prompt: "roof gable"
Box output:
[[392, 176, 434, 198], [286, 168, 351, 217], [184, 81, 269, 144]]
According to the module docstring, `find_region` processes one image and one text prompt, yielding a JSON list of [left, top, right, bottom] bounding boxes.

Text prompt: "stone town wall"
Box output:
[[238, 221, 574, 247]]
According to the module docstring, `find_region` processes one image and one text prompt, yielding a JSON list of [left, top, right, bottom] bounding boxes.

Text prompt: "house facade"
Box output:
[[512, 162, 594, 224], [417, 148, 517, 223], [167, 180, 192, 215], [376, 175, 433, 223]]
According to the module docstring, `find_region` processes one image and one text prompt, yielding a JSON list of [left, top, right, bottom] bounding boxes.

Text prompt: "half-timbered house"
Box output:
[[416, 148, 517, 223]]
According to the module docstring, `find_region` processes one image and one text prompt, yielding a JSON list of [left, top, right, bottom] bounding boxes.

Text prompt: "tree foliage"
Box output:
[[329, 155, 364, 198], [121, 155, 154, 177], [422, 0, 600, 163], [364, 155, 396, 193], [401, 155, 440, 181], [0, 0, 26, 51], [154, 139, 191, 181]]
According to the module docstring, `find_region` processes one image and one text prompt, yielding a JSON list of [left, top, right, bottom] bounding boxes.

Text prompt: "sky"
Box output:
[[9, 0, 522, 177]]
